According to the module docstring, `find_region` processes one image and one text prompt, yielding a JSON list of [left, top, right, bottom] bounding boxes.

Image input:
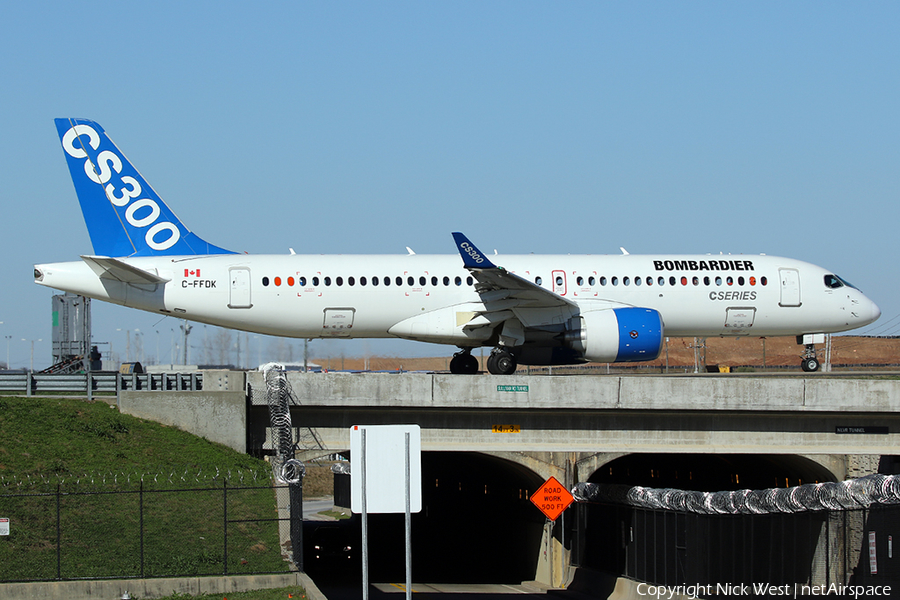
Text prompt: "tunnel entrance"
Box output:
[[309, 451, 546, 584], [577, 454, 839, 587], [588, 453, 836, 491]]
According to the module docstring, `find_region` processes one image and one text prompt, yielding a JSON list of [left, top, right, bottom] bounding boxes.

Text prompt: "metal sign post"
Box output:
[[405, 431, 412, 600], [361, 428, 369, 600]]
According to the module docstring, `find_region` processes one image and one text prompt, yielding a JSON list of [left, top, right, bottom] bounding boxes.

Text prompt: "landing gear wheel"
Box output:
[[450, 351, 479, 374], [487, 348, 517, 375], [801, 357, 820, 372]]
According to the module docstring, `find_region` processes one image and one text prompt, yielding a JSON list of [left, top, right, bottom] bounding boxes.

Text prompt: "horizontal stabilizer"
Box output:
[[81, 255, 170, 284]]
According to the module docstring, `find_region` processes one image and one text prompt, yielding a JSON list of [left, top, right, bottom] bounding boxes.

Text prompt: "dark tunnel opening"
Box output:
[[307, 451, 546, 584], [578, 454, 839, 587], [588, 453, 837, 490]]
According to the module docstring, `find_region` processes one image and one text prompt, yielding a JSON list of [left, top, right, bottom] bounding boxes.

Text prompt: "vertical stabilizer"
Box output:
[[54, 118, 234, 257]]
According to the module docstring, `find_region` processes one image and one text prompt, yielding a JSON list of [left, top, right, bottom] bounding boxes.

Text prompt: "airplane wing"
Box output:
[[452, 232, 577, 309], [81, 255, 170, 284]]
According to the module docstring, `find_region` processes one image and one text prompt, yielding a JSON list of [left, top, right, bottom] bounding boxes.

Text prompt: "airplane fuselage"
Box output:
[[35, 251, 879, 353]]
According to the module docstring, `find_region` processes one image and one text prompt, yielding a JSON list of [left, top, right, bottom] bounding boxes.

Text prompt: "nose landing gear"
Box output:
[[801, 344, 821, 372]]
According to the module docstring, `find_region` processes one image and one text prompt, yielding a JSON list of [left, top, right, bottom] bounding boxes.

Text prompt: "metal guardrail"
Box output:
[[0, 371, 202, 397]]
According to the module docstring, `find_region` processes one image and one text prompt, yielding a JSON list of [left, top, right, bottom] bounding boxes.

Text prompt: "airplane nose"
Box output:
[[869, 299, 882, 324]]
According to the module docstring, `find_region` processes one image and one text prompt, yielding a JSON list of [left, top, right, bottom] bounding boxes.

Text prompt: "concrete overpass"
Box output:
[[120, 372, 900, 589]]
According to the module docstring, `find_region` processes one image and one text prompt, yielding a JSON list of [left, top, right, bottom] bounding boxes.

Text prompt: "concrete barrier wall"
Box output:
[[119, 390, 247, 453], [0, 572, 326, 600], [246, 371, 900, 413]]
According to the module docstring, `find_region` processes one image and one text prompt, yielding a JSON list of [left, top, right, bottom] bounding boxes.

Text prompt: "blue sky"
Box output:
[[1, 2, 898, 369]]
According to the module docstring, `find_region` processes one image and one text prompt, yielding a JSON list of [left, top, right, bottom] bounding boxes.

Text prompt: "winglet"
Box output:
[[452, 232, 498, 269]]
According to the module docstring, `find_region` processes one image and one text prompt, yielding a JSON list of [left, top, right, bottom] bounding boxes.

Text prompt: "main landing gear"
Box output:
[[448, 348, 519, 375], [449, 350, 479, 375], [801, 344, 821, 372], [486, 348, 517, 375]]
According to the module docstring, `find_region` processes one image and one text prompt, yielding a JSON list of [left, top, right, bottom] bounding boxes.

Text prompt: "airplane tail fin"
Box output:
[[54, 118, 234, 257]]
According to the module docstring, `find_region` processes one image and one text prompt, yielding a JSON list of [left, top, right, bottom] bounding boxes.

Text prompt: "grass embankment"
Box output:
[[0, 396, 290, 582]]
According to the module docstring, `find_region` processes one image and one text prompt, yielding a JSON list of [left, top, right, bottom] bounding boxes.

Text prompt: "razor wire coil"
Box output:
[[573, 473, 900, 515]]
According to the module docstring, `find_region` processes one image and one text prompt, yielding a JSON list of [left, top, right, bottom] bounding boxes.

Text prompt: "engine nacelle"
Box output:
[[564, 307, 664, 363]]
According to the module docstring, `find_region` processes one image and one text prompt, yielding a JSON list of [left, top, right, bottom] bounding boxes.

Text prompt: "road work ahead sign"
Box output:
[[350, 424, 422, 514], [531, 476, 574, 521]]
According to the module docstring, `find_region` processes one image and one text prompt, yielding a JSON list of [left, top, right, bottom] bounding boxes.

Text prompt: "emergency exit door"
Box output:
[[229, 268, 252, 308]]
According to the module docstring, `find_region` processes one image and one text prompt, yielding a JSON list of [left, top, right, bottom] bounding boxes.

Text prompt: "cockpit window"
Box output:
[[824, 274, 858, 290]]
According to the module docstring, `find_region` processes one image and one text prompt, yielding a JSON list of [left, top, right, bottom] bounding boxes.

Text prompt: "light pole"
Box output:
[[4, 335, 11, 370], [22, 338, 42, 372]]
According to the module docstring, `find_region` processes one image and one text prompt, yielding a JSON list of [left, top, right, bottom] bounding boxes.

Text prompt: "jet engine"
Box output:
[[564, 307, 664, 363]]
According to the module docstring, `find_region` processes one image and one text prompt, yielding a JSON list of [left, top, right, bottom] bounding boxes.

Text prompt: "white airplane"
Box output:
[[34, 118, 881, 374]]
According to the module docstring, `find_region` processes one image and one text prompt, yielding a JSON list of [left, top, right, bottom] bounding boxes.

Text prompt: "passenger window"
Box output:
[[555, 276, 563, 286], [749, 277, 755, 286], [692, 277, 699, 286], [408, 276, 415, 286], [360, 277, 366, 286], [443, 276, 450, 286], [274, 277, 282, 286], [680, 277, 687, 286], [455, 276, 462, 286], [348, 277, 355, 286], [467, 276, 474, 286], [634, 277, 641, 286], [432, 276, 438, 286], [589, 276, 596, 286], [726, 276, 733, 286], [262, 277, 270, 287], [299, 276, 307, 286], [336, 277, 343, 286], [715, 276, 722, 286], [623, 277, 630, 286], [313, 276, 320, 286], [669, 276, 676, 286], [658, 277, 665, 286], [612, 277, 619, 286], [577, 276, 584, 286], [703, 276, 710, 286], [287, 277, 295, 286], [761, 277, 768, 286], [600, 277, 607, 286], [646, 277, 653, 286], [396, 276, 402, 286], [535, 276, 542, 286], [419, 276, 426, 286], [324, 277, 331, 286], [738, 276, 744, 286]]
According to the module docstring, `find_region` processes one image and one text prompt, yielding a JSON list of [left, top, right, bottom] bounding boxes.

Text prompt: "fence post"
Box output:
[[56, 484, 61, 580], [140, 480, 145, 578], [26, 370, 32, 397], [223, 479, 228, 575], [290, 481, 304, 571]]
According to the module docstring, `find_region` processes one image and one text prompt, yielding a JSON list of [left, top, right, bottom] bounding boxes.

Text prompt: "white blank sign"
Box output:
[[350, 425, 422, 514]]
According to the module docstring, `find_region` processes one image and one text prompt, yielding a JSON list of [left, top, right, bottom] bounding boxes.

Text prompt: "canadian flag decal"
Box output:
[[184, 269, 201, 278]]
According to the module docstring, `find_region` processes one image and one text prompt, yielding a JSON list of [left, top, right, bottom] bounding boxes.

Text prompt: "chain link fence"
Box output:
[[0, 470, 295, 583]]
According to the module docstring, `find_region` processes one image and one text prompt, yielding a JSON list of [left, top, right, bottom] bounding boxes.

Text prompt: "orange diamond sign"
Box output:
[[531, 476, 574, 521]]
